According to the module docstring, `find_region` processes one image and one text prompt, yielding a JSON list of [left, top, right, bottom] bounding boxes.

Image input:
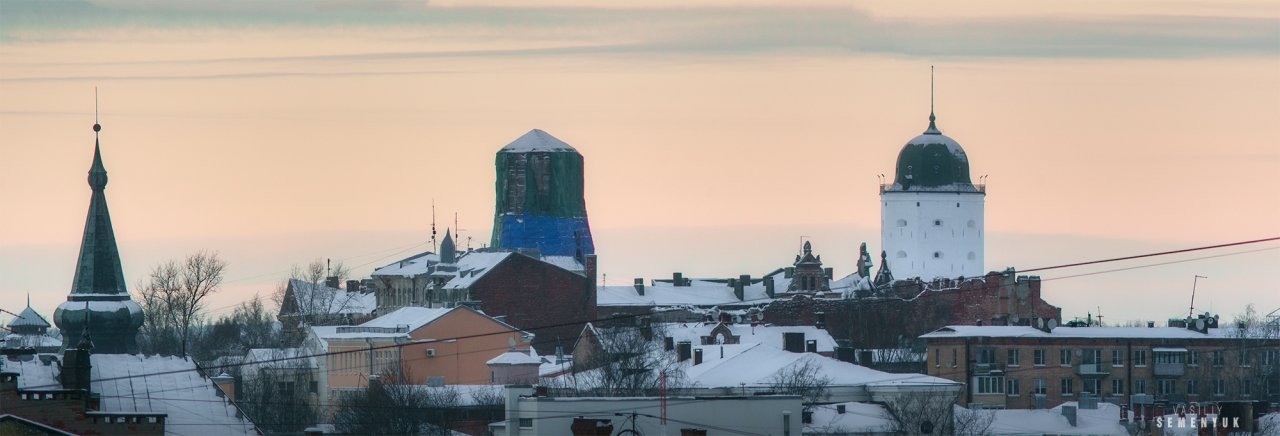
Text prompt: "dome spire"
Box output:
[[925, 65, 940, 135]]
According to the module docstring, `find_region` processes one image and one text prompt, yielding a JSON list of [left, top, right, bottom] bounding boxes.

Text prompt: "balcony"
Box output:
[[974, 362, 1005, 374], [1076, 363, 1112, 377], [1154, 362, 1186, 377]]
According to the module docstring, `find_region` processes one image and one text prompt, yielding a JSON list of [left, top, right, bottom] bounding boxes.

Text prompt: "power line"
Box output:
[[1019, 237, 1279, 273]]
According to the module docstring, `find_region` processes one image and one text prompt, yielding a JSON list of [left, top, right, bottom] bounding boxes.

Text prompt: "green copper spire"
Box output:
[[70, 123, 127, 295]]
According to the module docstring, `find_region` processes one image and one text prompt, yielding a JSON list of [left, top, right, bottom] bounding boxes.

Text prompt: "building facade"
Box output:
[[920, 321, 1280, 410]]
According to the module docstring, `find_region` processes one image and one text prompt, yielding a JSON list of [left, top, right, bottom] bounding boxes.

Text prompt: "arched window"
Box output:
[[933, 219, 943, 227], [967, 219, 976, 228], [968, 252, 977, 261]]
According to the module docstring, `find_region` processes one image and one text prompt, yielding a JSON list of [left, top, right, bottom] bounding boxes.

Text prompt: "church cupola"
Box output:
[[53, 119, 145, 354], [787, 241, 831, 293]]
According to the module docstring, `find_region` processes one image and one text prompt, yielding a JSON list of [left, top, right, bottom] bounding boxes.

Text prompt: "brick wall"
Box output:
[[470, 254, 595, 354]]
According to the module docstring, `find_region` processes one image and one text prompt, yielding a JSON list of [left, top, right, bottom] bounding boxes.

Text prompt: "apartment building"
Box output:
[[920, 318, 1279, 410]]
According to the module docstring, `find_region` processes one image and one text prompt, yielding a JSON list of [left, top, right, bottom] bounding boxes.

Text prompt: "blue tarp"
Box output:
[[495, 214, 595, 258]]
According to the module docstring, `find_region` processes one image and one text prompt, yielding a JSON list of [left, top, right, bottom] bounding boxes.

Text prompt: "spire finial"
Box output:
[[93, 87, 101, 134], [925, 66, 940, 135]]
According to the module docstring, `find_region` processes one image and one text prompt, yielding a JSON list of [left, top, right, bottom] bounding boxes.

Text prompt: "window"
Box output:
[[1263, 350, 1278, 366], [1112, 349, 1124, 366], [896, 219, 908, 227], [1158, 380, 1176, 396], [896, 250, 907, 259], [1083, 379, 1101, 395], [933, 219, 943, 226], [1007, 349, 1021, 366], [935, 348, 941, 368], [977, 348, 996, 364], [1242, 380, 1252, 396], [1060, 349, 1072, 366], [1133, 350, 1147, 367], [1214, 379, 1226, 396], [1111, 379, 1125, 395], [1240, 350, 1252, 367], [1187, 380, 1198, 395], [1155, 352, 1184, 364], [933, 251, 943, 259], [1135, 379, 1147, 395], [976, 376, 1005, 394], [951, 349, 958, 367], [1213, 350, 1225, 366], [1034, 378, 1047, 395], [519, 418, 534, 429], [1061, 378, 1074, 396], [1188, 351, 1199, 366], [1034, 349, 1046, 366], [967, 252, 976, 261], [967, 219, 976, 228], [1007, 378, 1021, 396]]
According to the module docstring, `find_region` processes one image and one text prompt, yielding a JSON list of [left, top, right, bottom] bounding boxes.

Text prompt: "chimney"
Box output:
[[634, 278, 645, 296], [584, 254, 598, 293], [824, 267, 833, 280], [764, 276, 775, 298], [346, 280, 362, 293], [733, 278, 745, 301], [676, 341, 692, 362], [1147, 321, 1155, 328], [325, 276, 341, 289], [212, 373, 236, 401], [693, 348, 703, 365], [784, 267, 794, 278], [673, 272, 684, 287], [815, 312, 826, 330], [664, 336, 674, 352], [805, 340, 817, 353], [836, 404, 846, 414], [858, 350, 874, 365], [59, 343, 92, 393]]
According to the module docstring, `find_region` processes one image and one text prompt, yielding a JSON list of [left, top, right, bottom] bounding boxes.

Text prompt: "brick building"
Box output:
[[920, 319, 1280, 410], [372, 234, 596, 354]]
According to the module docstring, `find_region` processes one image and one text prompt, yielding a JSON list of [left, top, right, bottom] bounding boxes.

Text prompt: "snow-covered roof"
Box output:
[[407, 384, 506, 406], [805, 402, 896, 435], [310, 325, 408, 341], [499, 129, 578, 153], [684, 344, 956, 389], [243, 348, 315, 369], [8, 354, 256, 435], [3, 333, 61, 350], [662, 322, 838, 353], [373, 249, 582, 289], [487, 350, 542, 366], [7, 306, 50, 328], [363, 307, 453, 332], [982, 401, 1127, 435], [286, 279, 375, 316], [598, 279, 774, 307], [921, 325, 1264, 340], [539, 255, 585, 272]]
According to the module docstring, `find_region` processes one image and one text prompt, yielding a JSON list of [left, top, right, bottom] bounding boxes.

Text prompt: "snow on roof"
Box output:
[[598, 280, 774, 307], [244, 348, 315, 369], [286, 279, 375, 316], [2, 334, 61, 350], [684, 344, 956, 389], [310, 325, 407, 341], [539, 255, 584, 272], [982, 401, 1127, 435], [363, 306, 453, 332], [499, 129, 578, 153], [662, 322, 838, 353], [371, 251, 440, 277], [7, 306, 50, 328], [408, 384, 506, 406], [374, 249, 581, 289], [921, 325, 1260, 340], [805, 402, 896, 435], [486, 350, 542, 366], [7, 354, 255, 435]]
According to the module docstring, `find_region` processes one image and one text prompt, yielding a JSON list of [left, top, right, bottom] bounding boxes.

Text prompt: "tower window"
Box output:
[[896, 219, 907, 227], [933, 219, 943, 226], [956, 202, 960, 207], [916, 202, 921, 207], [933, 252, 943, 259], [896, 251, 907, 258]]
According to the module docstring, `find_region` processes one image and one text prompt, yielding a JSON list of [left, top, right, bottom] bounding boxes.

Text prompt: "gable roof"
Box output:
[[284, 279, 375, 316], [7, 306, 50, 328], [662, 322, 839, 353], [373, 249, 583, 289]]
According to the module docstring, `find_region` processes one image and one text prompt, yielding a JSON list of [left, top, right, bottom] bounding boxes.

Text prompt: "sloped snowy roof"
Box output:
[[982, 401, 1127, 435], [7, 306, 50, 328], [921, 325, 1259, 340], [286, 279, 375, 316], [244, 348, 315, 369], [3, 333, 61, 350], [486, 350, 543, 366], [363, 307, 453, 332], [499, 129, 578, 153], [374, 249, 580, 289], [8, 354, 256, 435], [662, 322, 838, 353]]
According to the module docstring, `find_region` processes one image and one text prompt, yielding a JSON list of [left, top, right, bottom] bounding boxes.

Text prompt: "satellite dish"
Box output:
[[1047, 319, 1058, 330], [1195, 319, 1205, 331]]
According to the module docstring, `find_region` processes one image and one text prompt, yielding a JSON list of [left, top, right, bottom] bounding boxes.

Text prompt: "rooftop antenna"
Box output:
[[925, 66, 939, 134], [431, 199, 437, 252], [1096, 306, 1104, 327], [1189, 275, 1207, 318], [454, 212, 459, 248]]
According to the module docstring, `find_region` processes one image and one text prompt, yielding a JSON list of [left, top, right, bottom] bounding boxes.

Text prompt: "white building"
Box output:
[[880, 111, 985, 281]]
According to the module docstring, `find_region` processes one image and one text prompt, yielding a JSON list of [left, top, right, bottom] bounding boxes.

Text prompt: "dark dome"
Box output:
[[891, 116, 974, 190]]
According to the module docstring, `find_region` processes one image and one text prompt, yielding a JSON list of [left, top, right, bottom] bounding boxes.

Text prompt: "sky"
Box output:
[[1, 0, 1278, 325]]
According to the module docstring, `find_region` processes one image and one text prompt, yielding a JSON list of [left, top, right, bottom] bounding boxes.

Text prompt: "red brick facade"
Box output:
[[470, 254, 596, 354], [0, 373, 164, 435]]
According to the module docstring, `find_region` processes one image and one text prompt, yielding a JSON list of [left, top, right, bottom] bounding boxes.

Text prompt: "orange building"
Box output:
[[305, 306, 534, 404]]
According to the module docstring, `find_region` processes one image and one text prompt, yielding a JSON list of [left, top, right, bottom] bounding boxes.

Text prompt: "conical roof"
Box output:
[[7, 305, 50, 329], [70, 136, 128, 295], [499, 129, 578, 153]]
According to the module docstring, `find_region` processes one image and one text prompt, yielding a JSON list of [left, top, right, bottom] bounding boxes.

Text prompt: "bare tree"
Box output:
[[136, 261, 184, 355], [176, 250, 227, 357], [333, 370, 438, 435], [290, 258, 349, 285], [883, 387, 983, 435], [238, 365, 320, 435], [767, 358, 832, 409], [553, 324, 686, 396], [194, 294, 280, 361]]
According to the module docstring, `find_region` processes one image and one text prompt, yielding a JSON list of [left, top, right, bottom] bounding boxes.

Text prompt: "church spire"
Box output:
[[70, 115, 127, 295], [924, 65, 940, 135]]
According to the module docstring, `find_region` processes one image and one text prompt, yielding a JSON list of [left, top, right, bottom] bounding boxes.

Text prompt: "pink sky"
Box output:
[[1, 0, 1277, 324]]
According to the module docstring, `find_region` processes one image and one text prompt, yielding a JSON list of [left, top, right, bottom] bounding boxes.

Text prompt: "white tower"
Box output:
[[880, 83, 985, 281]]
